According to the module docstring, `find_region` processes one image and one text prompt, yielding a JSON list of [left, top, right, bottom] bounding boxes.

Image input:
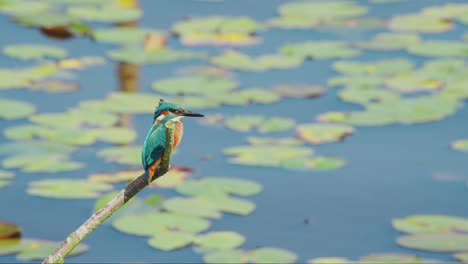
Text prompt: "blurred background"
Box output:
[[0, 0, 467, 263]]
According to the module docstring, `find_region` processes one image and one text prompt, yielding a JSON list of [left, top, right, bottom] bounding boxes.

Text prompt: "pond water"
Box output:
[[0, 0, 467, 263]]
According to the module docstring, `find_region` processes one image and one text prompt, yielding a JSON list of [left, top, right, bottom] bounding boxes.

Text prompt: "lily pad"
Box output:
[[392, 215, 468, 233], [67, 5, 141, 22], [0, 222, 20, 239], [273, 85, 325, 98], [203, 249, 247, 264], [356, 33, 420, 51], [0, 98, 35, 120], [176, 177, 262, 198], [308, 257, 350, 263], [89, 169, 141, 184], [454, 252, 468, 263], [112, 212, 210, 236], [250, 247, 297, 264], [388, 13, 452, 33], [151, 167, 192, 188], [296, 123, 354, 144], [179, 32, 261, 46], [407, 41, 468, 57], [397, 232, 468, 252], [211, 50, 302, 71], [3, 153, 83, 173], [93, 28, 164, 45], [108, 47, 205, 64], [97, 145, 140, 165], [238, 88, 281, 104], [162, 197, 222, 219], [152, 75, 237, 95], [195, 231, 245, 250], [280, 41, 361, 60], [0, 239, 87, 260], [385, 72, 442, 93], [27, 179, 113, 199], [3, 44, 67, 61], [173, 16, 263, 35], [309, 156, 346, 170], [332, 59, 413, 75], [359, 253, 422, 263], [451, 139, 468, 152], [148, 231, 195, 251], [225, 115, 264, 132], [0, 170, 14, 188], [338, 87, 401, 104]]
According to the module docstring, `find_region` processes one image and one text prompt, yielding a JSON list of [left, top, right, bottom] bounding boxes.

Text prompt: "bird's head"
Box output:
[[153, 99, 204, 123]]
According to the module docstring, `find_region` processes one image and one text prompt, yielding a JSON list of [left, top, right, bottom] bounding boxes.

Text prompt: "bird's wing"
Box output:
[[142, 122, 167, 171]]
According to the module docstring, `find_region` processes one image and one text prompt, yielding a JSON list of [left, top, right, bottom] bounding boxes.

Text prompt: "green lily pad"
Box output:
[[332, 59, 414, 75], [14, 11, 77, 27], [0, 239, 87, 260], [388, 13, 452, 33], [108, 47, 205, 64], [397, 232, 468, 252], [385, 72, 442, 93], [67, 5, 141, 22], [0, 98, 35, 120], [451, 139, 468, 152], [338, 87, 401, 105], [224, 144, 314, 168], [419, 59, 467, 81], [0, 222, 20, 239], [3, 44, 67, 60], [238, 88, 281, 104], [308, 257, 350, 263], [148, 231, 195, 251], [79, 92, 156, 114], [211, 50, 302, 71], [250, 247, 297, 264], [273, 1, 367, 28], [328, 75, 385, 89], [454, 252, 468, 263], [93, 28, 164, 45], [2, 153, 83, 173], [273, 85, 325, 98], [0, 170, 14, 188], [97, 146, 140, 166], [27, 179, 113, 199], [407, 41, 468, 57], [208, 196, 255, 216], [309, 156, 346, 170], [356, 33, 420, 51], [173, 16, 263, 35], [392, 215, 468, 233], [280, 41, 361, 60], [178, 31, 261, 46], [259, 117, 296, 133], [152, 75, 237, 95], [0, 1, 49, 16], [247, 137, 304, 146], [296, 123, 354, 144], [195, 231, 245, 250], [359, 253, 422, 263], [203, 249, 247, 264], [112, 212, 210, 236], [225, 115, 264, 132], [92, 127, 137, 144], [162, 197, 222, 219], [176, 177, 262, 198]]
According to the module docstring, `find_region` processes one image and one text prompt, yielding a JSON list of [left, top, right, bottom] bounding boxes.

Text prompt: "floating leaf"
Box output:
[[328, 75, 385, 89], [151, 167, 192, 188], [332, 59, 414, 76], [148, 231, 195, 251], [0, 170, 14, 188], [238, 88, 281, 104], [93, 28, 164, 45], [451, 139, 468, 152], [203, 249, 247, 264], [258, 117, 295, 133], [309, 156, 346, 170], [195, 231, 245, 250], [67, 5, 141, 22], [3, 44, 67, 60], [308, 257, 351, 264], [162, 197, 222, 219], [250, 247, 297, 264], [273, 85, 325, 98], [397, 232, 468, 252], [108, 47, 205, 64], [356, 33, 420, 50], [359, 253, 422, 263], [97, 146, 140, 165], [385, 72, 442, 93], [225, 115, 264, 132], [338, 87, 401, 105], [454, 252, 468, 263], [0, 98, 35, 120], [0, 222, 20, 239], [27, 179, 113, 199], [173, 16, 263, 35], [407, 41, 468, 57], [211, 50, 302, 71], [0, 239, 87, 260], [296, 123, 354, 144], [113, 212, 210, 236], [209, 196, 255, 216], [176, 177, 262, 198], [280, 41, 360, 60], [152, 75, 237, 95], [179, 32, 261, 46], [392, 215, 468, 233], [388, 13, 452, 33]]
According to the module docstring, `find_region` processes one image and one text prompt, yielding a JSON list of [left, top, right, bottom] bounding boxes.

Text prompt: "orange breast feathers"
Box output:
[[173, 121, 184, 149]]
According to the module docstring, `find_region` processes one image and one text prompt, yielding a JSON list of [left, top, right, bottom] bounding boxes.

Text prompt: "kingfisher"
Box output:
[[142, 99, 203, 183]]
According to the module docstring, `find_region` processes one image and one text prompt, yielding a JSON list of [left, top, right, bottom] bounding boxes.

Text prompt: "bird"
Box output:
[[142, 99, 203, 183]]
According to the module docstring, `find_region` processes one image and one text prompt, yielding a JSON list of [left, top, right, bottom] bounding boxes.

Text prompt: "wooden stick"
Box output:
[[42, 122, 176, 264]]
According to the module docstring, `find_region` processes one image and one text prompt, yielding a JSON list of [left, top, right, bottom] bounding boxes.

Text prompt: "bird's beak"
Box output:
[[179, 110, 204, 117]]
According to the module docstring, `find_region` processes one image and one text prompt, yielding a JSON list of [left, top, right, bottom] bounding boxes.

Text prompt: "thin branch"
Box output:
[[42, 122, 176, 264]]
